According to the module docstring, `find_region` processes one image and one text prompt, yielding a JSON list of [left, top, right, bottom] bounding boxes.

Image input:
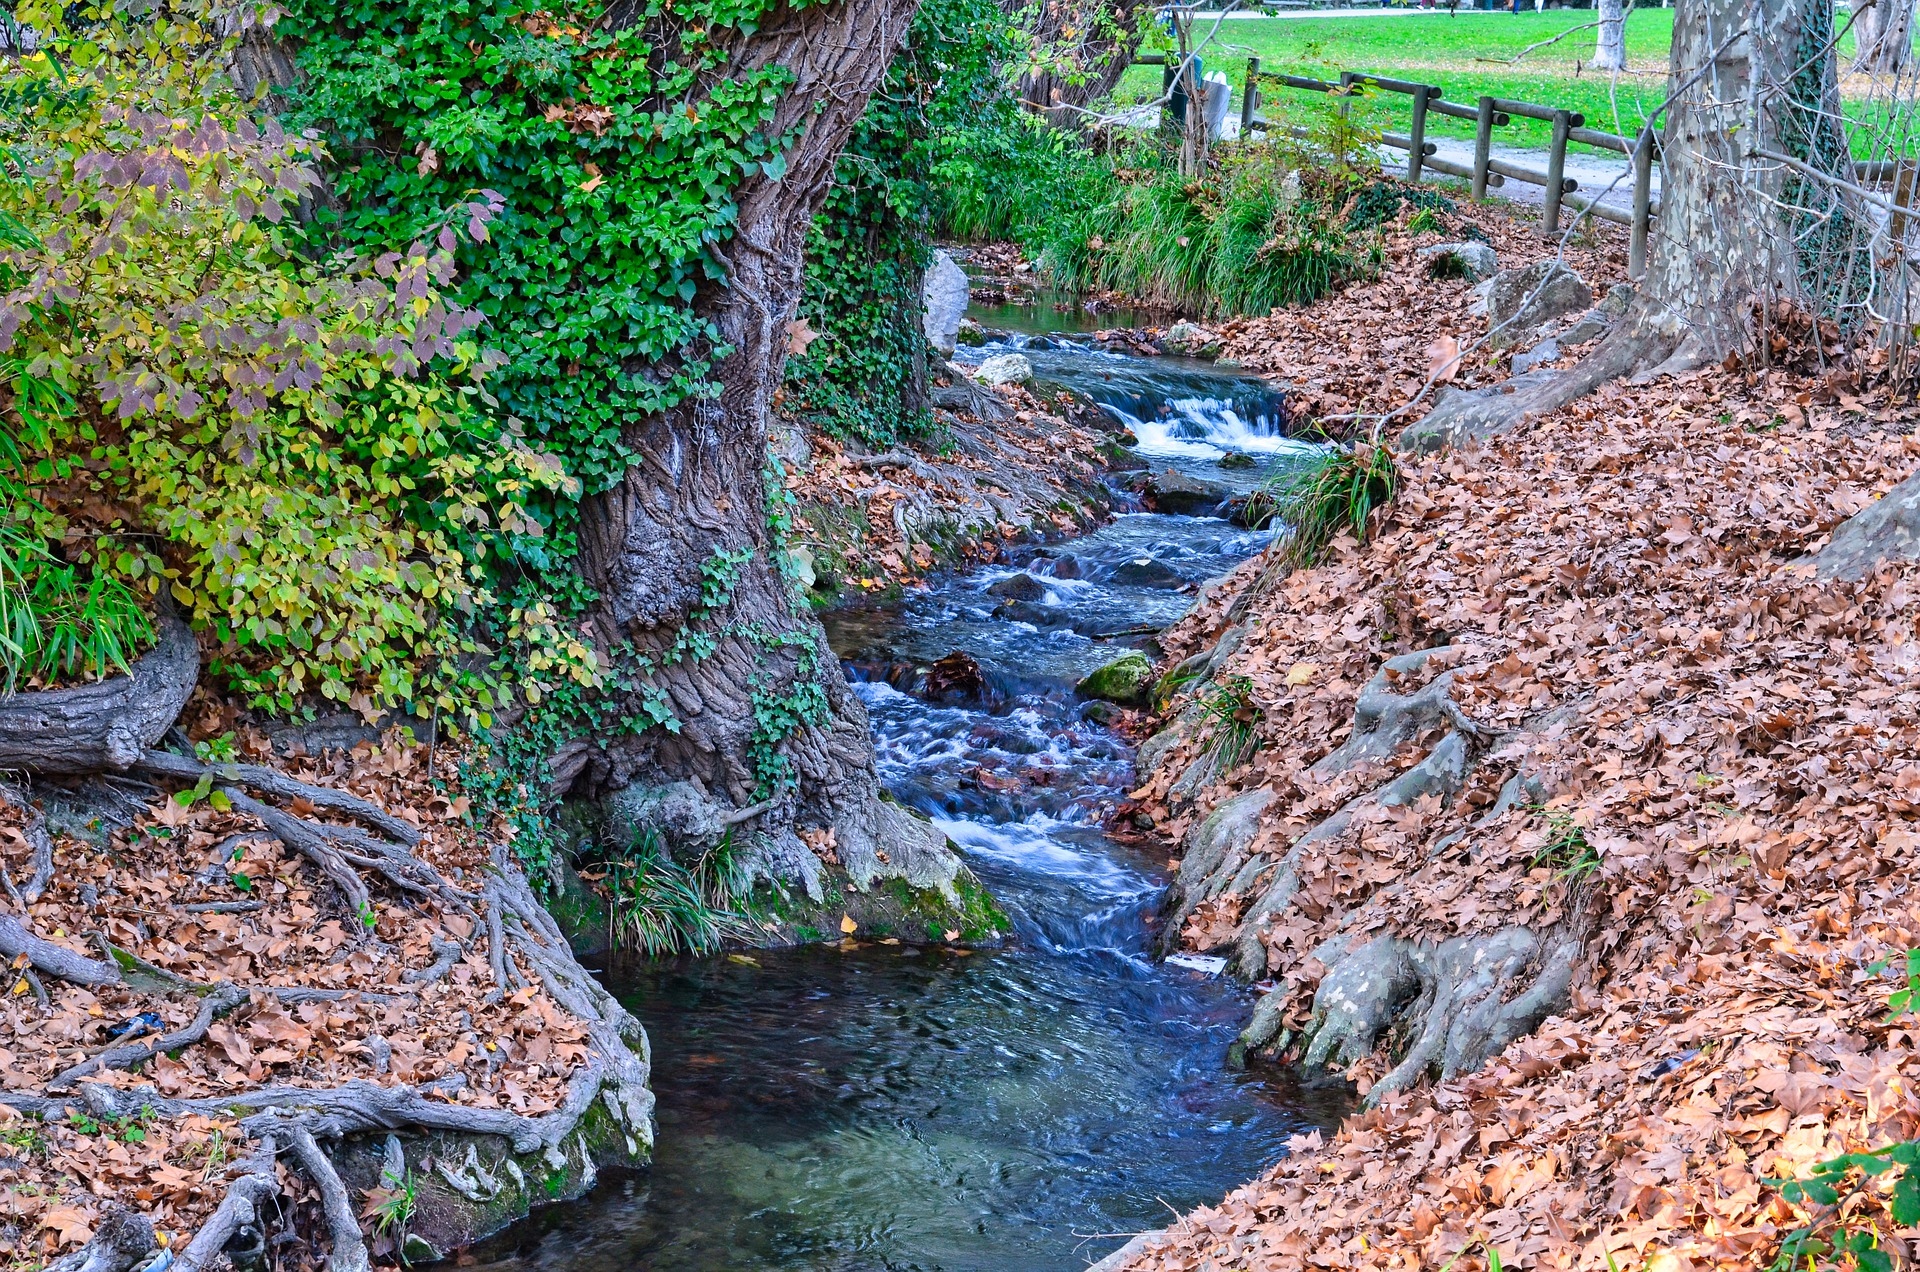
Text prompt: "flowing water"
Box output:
[[472, 322, 1340, 1272]]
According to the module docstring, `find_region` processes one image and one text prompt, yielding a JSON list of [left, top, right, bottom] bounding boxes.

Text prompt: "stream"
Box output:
[[473, 312, 1340, 1271]]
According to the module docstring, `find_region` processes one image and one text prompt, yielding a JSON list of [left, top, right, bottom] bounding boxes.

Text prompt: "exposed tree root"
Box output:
[[0, 780, 55, 902], [1397, 308, 1684, 456], [0, 742, 654, 1267], [1156, 640, 1594, 1103], [0, 609, 199, 776], [1807, 470, 1920, 579], [48, 982, 247, 1091], [1300, 921, 1584, 1107], [135, 749, 422, 845], [287, 1123, 373, 1272]]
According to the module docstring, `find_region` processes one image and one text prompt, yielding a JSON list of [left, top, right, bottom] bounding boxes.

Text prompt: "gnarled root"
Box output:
[[0, 750, 653, 1265], [1300, 924, 1583, 1107], [1397, 307, 1688, 456], [1805, 470, 1920, 580]]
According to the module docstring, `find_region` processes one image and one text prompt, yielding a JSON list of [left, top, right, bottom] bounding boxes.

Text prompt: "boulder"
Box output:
[[1510, 337, 1560, 375], [1076, 651, 1156, 706], [923, 651, 994, 707], [985, 572, 1047, 602], [1162, 320, 1222, 358], [956, 317, 986, 347], [1108, 556, 1186, 588], [1418, 240, 1500, 282], [922, 250, 970, 356], [1217, 450, 1258, 470], [1142, 466, 1230, 517], [1483, 261, 1592, 349], [974, 352, 1033, 386]]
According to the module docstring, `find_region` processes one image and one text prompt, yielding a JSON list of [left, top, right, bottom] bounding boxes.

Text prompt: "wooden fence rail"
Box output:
[[1135, 52, 1660, 275]]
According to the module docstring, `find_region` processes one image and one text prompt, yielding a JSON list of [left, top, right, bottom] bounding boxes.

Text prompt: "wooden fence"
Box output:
[[1136, 53, 1660, 275]]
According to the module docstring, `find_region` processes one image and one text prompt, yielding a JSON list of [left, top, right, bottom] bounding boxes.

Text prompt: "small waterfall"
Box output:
[[955, 333, 1317, 463]]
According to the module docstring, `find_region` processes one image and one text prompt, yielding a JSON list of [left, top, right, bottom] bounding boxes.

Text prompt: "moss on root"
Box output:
[[744, 862, 1011, 948]]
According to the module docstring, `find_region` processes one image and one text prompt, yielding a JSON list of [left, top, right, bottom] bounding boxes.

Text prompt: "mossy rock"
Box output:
[[744, 862, 1011, 948], [1076, 652, 1155, 707]]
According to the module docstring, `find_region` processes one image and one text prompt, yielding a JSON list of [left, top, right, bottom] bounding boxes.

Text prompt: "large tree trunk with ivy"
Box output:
[[567, 0, 965, 903], [1401, 0, 1899, 454]]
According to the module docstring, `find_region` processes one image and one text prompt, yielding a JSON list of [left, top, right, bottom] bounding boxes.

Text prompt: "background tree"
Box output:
[[1851, 0, 1915, 75], [1592, 0, 1629, 70], [1011, 0, 1147, 126], [1405, 0, 1904, 450]]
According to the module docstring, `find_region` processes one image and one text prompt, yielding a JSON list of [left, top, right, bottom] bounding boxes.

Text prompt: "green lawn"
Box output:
[[1114, 10, 1683, 154]]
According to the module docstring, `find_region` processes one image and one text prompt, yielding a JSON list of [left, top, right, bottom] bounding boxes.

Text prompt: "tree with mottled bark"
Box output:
[[1403, 0, 1897, 453], [1010, 0, 1146, 126], [1852, 0, 1915, 75]]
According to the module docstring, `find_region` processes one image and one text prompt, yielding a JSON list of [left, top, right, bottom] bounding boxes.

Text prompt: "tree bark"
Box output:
[[569, 0, 965, 898], [1852, 0, 1915, 75], [1592, 0, 1628, 71], [0, 608, 197, 776], [1012, 0, 1146, 127], [1401, 0, 1892, 450]]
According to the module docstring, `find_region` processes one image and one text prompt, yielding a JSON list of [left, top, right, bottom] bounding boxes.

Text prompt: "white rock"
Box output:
[[922, 250, 970, 357], [974, 353, 1033, 387]]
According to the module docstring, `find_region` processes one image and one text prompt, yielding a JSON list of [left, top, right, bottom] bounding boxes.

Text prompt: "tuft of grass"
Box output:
[[1043, 145, 1379, 318], [1197, 675, 1260, 771], [605, 829, 751, 958], [1528, 808, 1602, 879], [1248, 441, 1398, 566]]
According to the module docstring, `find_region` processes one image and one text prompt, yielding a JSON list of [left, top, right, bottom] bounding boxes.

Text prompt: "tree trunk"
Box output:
[[1401, 0, 1897, 451], [1853, 0, 1915, 75], [1592, 0, 1627, 71], [1012, 0, 1146, 127], [567, 0, 965, 900]]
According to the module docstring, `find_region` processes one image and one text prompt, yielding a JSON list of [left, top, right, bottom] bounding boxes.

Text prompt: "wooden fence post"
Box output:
[[1542, 108, 1571, 236], [1243, 57, 1259, 135], [1629, 123, 1654, 278], [1407, 84, 1432, 184], [1473, 95, 1495, 200]]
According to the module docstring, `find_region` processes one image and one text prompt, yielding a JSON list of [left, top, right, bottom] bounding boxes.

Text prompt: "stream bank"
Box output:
[[469, 301, 1345, 1270], [1099, 362, 1920, 1271]]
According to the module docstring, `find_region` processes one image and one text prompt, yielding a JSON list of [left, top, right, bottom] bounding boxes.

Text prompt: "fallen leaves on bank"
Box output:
[[0, 714, 589, 1267], [781, 374, 1111, 592], [1119, 360, 1920, 1270], [1212, 202, 1623, 428]]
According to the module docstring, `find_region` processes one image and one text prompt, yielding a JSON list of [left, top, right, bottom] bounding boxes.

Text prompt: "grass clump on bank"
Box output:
[[1052, 148, 1382, 316], [1249, 440, 1399, 565], [935, 116, 1388, 318]]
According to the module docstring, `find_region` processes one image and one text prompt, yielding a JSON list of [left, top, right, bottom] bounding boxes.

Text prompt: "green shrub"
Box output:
[[0, 1, 585, 716], [1248, 441, 1398, 566]]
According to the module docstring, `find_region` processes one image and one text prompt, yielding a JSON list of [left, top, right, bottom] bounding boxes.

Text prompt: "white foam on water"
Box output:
[[938, 815, 1149, 899]]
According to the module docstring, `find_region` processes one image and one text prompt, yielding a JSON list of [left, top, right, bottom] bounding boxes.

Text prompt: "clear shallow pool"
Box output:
[[468, 335, 1340, 1272]]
